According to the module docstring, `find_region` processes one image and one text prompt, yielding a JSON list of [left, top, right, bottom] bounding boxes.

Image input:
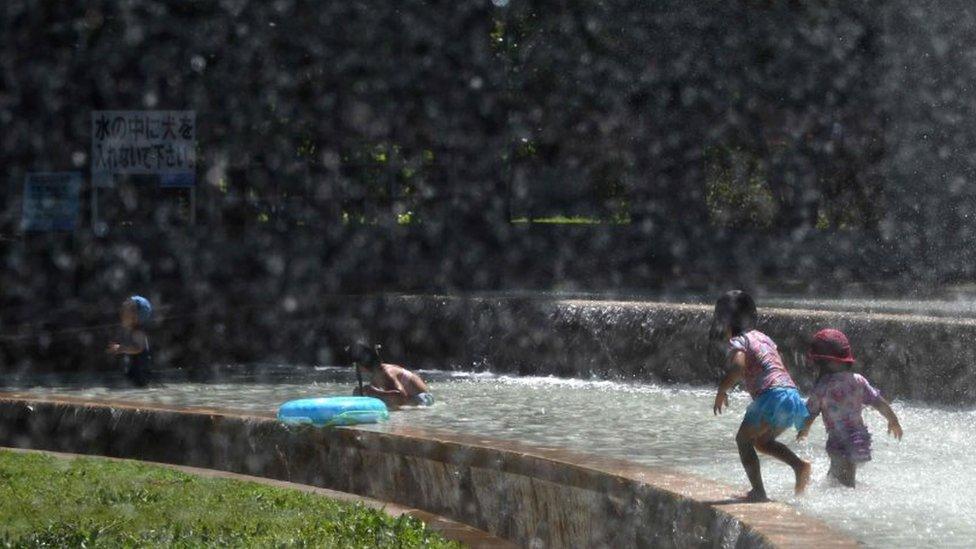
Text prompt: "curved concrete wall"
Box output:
[[0, 396, 856, 548]]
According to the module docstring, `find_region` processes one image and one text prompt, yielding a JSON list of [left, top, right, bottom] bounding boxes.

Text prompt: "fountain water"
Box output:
[[8, 365, 974, 547]]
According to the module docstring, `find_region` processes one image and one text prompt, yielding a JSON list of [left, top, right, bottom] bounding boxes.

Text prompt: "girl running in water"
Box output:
[[711, 290, 811, 501]]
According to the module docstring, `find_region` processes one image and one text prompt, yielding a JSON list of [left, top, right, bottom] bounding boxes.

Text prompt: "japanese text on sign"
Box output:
[[91, 111, 196, 175]]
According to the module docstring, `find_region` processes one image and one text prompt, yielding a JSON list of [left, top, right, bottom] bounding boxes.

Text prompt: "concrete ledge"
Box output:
[[1, 447, 514, 549], [0, 396, 858, 548]]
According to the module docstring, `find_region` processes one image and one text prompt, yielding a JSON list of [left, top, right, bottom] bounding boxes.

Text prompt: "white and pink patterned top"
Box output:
[[806, 371, 881, 433], [728, 330, 797, 399]]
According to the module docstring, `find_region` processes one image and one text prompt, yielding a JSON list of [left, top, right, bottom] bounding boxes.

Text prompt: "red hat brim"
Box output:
[[807, 353, 856, 363]]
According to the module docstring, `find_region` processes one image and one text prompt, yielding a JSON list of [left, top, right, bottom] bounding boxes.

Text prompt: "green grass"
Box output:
[[509, 215, 630, 225], [0, 450, 459, 548]]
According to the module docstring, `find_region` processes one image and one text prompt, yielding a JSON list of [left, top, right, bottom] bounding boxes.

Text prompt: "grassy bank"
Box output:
[[0, 450, 459, 548]]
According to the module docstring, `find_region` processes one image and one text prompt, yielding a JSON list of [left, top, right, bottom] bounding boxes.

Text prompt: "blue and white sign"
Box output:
[[91, 110, 196, 186], [159, 172, 197, 188], [22, 172, 82, 231]]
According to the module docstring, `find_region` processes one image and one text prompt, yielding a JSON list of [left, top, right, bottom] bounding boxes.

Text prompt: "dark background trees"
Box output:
[[3, 0, 976, 371]]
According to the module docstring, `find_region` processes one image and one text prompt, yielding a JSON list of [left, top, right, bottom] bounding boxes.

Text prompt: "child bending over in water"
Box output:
[[797, 328, 902, 488], [350, 343, 434, 407], [711, 290, 812, 501], [106, 295, 153, 387]]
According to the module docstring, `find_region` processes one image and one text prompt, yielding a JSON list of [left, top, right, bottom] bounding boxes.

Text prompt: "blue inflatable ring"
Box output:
[[277, 396, 389, 426]]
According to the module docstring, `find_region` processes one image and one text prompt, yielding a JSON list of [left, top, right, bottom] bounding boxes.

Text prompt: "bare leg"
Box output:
[[736, 422, 770, 501], [828, 457, 856, 488], [754, 427, 812, 494]]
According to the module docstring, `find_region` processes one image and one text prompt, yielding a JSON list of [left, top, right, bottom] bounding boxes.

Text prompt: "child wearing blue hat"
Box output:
[[106, 295, 153, 386]]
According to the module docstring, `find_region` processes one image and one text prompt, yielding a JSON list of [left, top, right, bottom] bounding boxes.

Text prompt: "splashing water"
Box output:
[[8, 366, 975, 547]]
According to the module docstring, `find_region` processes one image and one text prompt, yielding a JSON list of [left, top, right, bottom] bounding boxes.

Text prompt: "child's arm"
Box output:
[[871, 397, 903, 440], [713, 350, 745, 415], [363, 386, 405, 397], [106, 331, 147, 355], [363, 369, 409, 403], [796, 411, 819, 441]]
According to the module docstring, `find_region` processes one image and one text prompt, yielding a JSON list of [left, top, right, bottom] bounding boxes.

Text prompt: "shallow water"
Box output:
[[9, 367, 976, 548]]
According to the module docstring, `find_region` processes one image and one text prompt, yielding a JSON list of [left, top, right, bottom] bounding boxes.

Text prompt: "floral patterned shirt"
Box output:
[[728, 330, 797, 399], [806, 371, 881, 434]]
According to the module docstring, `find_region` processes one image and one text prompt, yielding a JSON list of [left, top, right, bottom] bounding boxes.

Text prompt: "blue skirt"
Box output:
[[743, 387, 809, 431]]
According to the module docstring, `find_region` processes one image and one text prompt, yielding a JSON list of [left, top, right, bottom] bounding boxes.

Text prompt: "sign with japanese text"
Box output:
[[91, 111, 196, 184]]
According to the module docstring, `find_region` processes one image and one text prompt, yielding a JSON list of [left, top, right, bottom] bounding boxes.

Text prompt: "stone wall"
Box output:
[[7, 294, 976, 406], [0, 396, 856, 548], [315, 295, 976, 406]]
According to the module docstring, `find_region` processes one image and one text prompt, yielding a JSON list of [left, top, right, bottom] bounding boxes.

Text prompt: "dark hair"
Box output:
[[812, 357, 852, 383], [348, 342, 381, 369], [710, 290, 757, 340]]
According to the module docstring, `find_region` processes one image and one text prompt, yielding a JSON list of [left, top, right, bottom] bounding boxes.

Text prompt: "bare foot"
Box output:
[[795, 461, 812, 495], [737, 489, 770, 502]]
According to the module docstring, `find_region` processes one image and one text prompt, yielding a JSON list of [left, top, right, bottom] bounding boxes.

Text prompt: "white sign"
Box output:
[[91, 110, 196, 183], [22, 172, 82, 232]]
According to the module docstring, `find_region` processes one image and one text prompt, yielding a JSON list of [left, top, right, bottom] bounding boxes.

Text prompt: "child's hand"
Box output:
[[888, 419, 903, 440], [713, 391, 728, 415], [106, 343, 121, 355]]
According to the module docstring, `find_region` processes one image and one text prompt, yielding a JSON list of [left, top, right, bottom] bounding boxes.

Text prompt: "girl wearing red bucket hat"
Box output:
[[711, 290, 812, 501], [797, 328, 903, 488]]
